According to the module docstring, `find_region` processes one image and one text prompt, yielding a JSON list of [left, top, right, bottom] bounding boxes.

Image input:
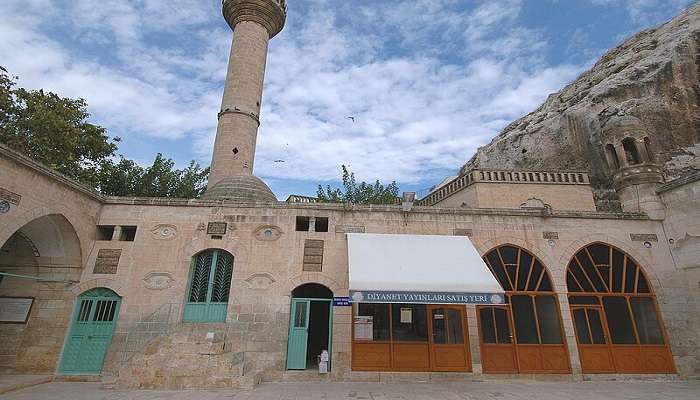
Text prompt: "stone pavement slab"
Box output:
[[0, 375, 53, 395], [2, 381, 699, 400]]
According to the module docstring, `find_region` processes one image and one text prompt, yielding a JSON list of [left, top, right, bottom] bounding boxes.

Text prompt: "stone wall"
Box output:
[[0, 145, 102, 374], [90, 199, 698, 384]]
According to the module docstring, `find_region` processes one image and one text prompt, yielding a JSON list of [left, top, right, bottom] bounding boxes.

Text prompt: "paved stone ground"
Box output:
[[2, 381, 699, 400]]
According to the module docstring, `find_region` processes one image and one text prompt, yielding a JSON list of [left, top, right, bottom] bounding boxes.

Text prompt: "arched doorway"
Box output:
[[566, 242, 675, 373], [0, 214, 83, 373], [286, 283, 333, 370], [59, 288, 121, 374], [478, 245, 570, 373]]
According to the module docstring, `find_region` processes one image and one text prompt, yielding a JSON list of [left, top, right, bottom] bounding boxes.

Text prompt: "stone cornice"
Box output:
[[101, 196, 649, 221], [656, 170, 700, 194], [418, 169, 591, 207], [0, 142, 105, 202]]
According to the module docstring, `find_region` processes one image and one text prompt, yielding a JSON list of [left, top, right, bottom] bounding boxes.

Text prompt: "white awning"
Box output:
[[347, 233, 505, 304]]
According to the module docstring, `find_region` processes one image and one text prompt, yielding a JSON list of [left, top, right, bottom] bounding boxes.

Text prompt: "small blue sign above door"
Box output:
[[333, 297, 352, 306]]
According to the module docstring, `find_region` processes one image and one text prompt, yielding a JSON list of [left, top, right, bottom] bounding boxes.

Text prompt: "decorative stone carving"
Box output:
[[0, 187, 21, 205], [335, 225, 365, 234], [94, 249, 121, 274], [207, 222, 228, 235], [629, 233, 658, 242], [143, 272, 175, 290], [453, 228, 473, 237], [303, 240, 324, 272], [150, 224, 178, 240], [543, 231, 559, 240], [520, 197, 552, 212], [254, 225, 282, 241], [244, 273, 276, 290], [197, 223, 207, 231]]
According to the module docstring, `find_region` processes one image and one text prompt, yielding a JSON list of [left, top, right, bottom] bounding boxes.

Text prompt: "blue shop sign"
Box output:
[[349, 290, 505, 305], [333, 297, 352, 306]]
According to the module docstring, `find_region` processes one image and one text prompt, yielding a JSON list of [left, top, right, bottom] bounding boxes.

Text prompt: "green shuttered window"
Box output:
[[183, 249, 234, 323]]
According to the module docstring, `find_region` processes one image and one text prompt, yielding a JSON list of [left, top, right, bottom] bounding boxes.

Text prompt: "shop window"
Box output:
[[482, 245, 565, 347], [356, 303, 390, 341], [566, 242, 670, 349], [511, 295, 539, 344], [391, 304, 428, 342], [602, 296, 637, 344], [119, 226, 137, 241], [535, 296, 563, 344], [296, 216, 310, 232], [314, 217, 329, 232], [96, 225, 115, 241], [622, 137, 641, 165], [479, 307, 512, 344], [630, 297, 664, 344], [183, 249, 234, 323]]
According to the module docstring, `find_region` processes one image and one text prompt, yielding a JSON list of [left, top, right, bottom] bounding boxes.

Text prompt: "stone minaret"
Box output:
[[202, 0, 286, 202]]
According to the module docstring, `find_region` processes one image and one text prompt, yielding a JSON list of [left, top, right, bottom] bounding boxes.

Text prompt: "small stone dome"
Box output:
[[601, 115, 645, 137], [201, 174, 277, 202]]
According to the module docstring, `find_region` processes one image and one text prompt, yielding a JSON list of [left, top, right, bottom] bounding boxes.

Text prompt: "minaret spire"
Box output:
[[202, 0, 287, 202]]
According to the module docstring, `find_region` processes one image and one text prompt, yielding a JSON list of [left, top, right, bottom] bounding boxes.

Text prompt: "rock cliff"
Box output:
[[463, 2, 700, 211]]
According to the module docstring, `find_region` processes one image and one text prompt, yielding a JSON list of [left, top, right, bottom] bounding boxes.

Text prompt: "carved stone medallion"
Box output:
[[253, 225, 282, 241], [150, 224, 178, 240], [244, 273, 276, 290], [143, 272, 175, 290]]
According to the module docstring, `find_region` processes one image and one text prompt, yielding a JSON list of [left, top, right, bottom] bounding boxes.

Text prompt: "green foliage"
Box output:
[[0, 66, 118, 188], [99, 154, 209, 198], [0, 67, 208, 198], [317, 165, 400, 205]]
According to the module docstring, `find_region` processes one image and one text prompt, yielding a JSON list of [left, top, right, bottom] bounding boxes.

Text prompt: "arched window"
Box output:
[[621, 137, 641, 165], [183, 249, 234, 323], [479, 245, 570, 373], [605, 144, 620, 170], [566, 243, 674, 374]]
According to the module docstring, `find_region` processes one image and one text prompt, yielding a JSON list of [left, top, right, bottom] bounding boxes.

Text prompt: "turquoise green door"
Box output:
[[59, 288, 121, 374], [286, 299, 311, 370]]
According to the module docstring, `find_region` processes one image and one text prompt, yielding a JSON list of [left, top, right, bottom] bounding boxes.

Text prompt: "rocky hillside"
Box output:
[[463, 2, 700, 211]]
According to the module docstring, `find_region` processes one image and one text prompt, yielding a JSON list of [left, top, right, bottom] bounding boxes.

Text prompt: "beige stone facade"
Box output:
[[1, 143, 699, 386], [0, 0, 698, 390]]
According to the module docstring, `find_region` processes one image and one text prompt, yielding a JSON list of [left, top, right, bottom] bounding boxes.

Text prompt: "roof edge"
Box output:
[[0, 142, 105, 202]]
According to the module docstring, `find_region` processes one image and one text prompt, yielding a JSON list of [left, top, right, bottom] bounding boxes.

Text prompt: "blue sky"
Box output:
[[0, 0, 694, 199]]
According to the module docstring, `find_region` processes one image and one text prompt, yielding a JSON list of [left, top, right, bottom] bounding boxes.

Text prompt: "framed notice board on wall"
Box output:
[[0, 297, 34, 324]]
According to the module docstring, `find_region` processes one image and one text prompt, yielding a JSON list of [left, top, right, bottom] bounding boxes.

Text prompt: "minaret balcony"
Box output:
[[612, 163, 664, 190]]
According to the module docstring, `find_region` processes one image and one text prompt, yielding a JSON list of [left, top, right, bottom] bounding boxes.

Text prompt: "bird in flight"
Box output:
[[346, 116, 355, 122], [274, 160, 286, 163]]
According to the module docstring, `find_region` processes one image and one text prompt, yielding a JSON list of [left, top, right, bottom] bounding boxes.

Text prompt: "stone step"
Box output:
[[279, 369, 333, 382]]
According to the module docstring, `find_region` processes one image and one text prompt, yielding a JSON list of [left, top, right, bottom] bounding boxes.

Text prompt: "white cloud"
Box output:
[[0, 0, 587, 195]]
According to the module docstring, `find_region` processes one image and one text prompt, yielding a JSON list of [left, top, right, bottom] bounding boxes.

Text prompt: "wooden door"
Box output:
[[59, 289, 120, 374], [428, 305, 471, 372], [571, 306, 615, 373], [477, 305, 518, 373], [286, 299, 310, 370]]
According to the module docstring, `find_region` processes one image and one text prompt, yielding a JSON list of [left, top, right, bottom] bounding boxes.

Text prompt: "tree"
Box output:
[[98, 154, 209, 198], [317, 165, 400, 205], [0, 66, 118, 188], [0, 67, 208, 198]]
